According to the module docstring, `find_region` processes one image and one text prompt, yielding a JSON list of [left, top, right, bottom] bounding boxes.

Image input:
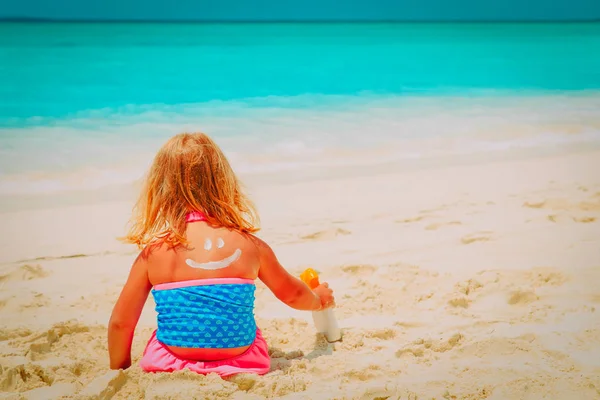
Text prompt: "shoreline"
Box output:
[[2, 137, 599, 215]]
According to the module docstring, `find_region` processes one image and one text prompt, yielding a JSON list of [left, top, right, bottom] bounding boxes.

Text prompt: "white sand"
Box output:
[[1, 146, 600, 399]]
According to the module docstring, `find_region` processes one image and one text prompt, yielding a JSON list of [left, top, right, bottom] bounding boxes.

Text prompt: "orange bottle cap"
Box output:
[[300, 268, 320, 289]]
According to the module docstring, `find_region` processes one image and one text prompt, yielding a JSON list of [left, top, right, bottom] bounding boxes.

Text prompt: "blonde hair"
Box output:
[[123, 132, 259, 249]]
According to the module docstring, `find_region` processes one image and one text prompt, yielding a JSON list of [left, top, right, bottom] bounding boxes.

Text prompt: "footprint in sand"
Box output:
[[460, 232, 493, 245], [447, 279, 485, 309], [421, 204, 451, 213], [457, 335, 538, 358], [527, 268, 568, 287], [18, 292, 50, 311], [300, 228, 351, 241], [524, 196, 600, 212], [447, 297, 470, 309], [0, 264, 49, 282], [395, 333, 464, 358], [524, 199, 570, 210], [579, 200, 600, 211], [425, 221, 462, 231], [456, 279, 484, 296], [547, 214, 596, 223], [573, 216, 596, 223], [396, 215, 428, 224], [416, 292, 435, 303], [507, 289, 539, 305], [340, 264, 378, 276], [395, 346, 425, 358], [590, 294, 600, 303], [364, 328, 397, 341], [342, 364, 383, 381], [546, 214, 561, 223], [395, 212, 438, 224], [394, 321, 424, 329]]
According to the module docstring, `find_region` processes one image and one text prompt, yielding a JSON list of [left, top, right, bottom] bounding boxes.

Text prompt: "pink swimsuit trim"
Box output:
[[186, 211, 208, 223], [154, 278, 254, 291], [140, 328, 270, 377]]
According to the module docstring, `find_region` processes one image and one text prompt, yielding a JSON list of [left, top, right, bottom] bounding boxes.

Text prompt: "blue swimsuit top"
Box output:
[[152, 278, 257, 349]]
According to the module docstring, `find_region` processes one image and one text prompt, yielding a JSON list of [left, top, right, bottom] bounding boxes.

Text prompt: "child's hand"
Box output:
[[313, 282, 335, 310]]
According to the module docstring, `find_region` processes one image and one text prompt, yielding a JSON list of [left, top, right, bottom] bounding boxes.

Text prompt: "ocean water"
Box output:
[[1, 22, 600, 197]]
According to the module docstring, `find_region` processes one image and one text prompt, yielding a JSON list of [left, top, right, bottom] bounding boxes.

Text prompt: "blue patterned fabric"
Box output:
[[152, 283, 257, 349]]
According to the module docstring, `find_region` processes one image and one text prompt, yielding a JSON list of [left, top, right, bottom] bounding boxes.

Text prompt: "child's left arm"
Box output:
[[108, 251, 152, 370]]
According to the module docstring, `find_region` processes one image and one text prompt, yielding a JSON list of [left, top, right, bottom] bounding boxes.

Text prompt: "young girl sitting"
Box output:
[[108, 133, 335, 377]]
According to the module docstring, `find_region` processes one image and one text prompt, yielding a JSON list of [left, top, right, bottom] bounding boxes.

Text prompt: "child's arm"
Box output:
[[253, 236, 334, 311], [108, 251, 152, 370]]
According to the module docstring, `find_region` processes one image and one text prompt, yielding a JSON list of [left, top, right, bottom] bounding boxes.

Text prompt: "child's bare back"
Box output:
[[108, 133, 335, 377], [146, 217, 261, 360], [149, 220, 260, 284]]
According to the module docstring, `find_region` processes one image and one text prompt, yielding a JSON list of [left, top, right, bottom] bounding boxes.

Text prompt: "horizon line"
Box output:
[[1, 17, 600, 24]]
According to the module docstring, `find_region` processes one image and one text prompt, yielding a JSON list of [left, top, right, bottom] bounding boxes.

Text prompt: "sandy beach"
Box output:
[[1, 144, 600, 399]]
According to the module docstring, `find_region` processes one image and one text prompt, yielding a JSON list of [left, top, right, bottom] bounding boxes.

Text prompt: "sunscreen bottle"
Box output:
[[300, 268, 342, 342]]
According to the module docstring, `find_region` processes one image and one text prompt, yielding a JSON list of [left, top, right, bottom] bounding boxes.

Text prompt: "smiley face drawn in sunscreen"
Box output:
[[186, 238, 241, 270]]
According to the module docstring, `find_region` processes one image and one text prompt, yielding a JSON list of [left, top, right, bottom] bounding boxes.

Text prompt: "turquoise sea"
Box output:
[[1, 22, 600, 197]]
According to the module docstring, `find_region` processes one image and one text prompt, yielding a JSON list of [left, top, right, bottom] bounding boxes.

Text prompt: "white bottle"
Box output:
[[312, 307, 342, 342], [300, 268, 342, 342]]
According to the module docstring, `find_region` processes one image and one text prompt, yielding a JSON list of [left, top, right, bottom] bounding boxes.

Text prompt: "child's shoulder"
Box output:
[[243, 232, 268, 250], [243, 234, 277, 262], [135, 241, 173, 264]]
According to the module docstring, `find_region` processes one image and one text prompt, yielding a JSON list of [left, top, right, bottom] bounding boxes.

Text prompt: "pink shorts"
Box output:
[[140, 329, 271, 377]]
